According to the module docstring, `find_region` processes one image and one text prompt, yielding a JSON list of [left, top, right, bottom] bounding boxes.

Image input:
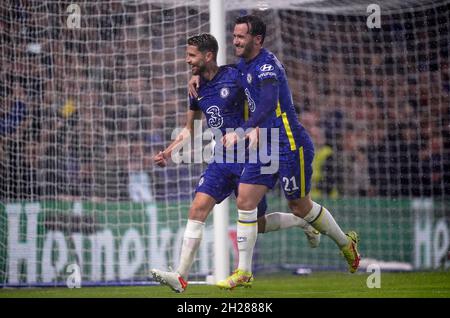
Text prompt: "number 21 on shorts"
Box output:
[[282, 176, 299, 192]]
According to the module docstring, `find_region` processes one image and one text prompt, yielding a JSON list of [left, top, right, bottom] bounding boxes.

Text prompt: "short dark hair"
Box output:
[[187, 33, 218, 60], [235, 15, 266, 44]]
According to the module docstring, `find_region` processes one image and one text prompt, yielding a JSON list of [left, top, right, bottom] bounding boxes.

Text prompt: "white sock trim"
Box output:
[[184, 219, 204, 238], [303, 201, 322, 224], [238, 208, 257, 223]]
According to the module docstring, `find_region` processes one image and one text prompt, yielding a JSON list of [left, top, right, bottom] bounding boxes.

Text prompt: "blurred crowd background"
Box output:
[[1, 0, 449, 203]]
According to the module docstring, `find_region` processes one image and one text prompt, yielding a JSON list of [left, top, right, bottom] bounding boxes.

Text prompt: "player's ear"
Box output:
[[254, 35, 263, 46], [205, 51, 213, 62]]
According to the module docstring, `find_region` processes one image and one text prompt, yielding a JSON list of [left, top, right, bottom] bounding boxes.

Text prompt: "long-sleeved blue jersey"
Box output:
[[236, 48, 311, 153]]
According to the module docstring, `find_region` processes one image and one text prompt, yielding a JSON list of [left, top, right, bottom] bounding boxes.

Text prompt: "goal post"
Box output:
[[209, 0, 230, 284]]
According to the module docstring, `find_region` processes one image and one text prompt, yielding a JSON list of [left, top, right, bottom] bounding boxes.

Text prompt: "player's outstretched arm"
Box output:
[[152, 110, 202, 167], [153, 151, 168, 167]]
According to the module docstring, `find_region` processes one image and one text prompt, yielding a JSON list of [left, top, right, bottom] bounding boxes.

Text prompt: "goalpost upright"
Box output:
[[209, 0, 230, 284]]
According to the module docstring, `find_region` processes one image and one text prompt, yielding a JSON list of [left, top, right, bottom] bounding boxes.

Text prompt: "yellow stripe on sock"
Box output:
[[310, 206, 324, 225], [237, 221, 257, 226]]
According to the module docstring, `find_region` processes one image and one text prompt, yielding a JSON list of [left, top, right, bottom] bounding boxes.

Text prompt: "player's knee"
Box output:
[[236, 195, 258, 211], [288, 197, 313, 218], [188, 205, 209, 221]]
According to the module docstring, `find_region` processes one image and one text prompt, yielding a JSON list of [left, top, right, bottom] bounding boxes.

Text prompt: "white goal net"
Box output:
[[223, 0, 450, 272], [1, 0, 449, 287], [0, 0, 211, 287]]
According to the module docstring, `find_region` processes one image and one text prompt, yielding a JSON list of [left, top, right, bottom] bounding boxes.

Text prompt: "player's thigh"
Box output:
[[189, 192, 217, 222], [237, 163, 276, 211], [279, 146, 314, 201], [234, 183, 269, 217], [236, 183, 268, 211], [195, 162, 239, 206], [239, 163, 278, 190]]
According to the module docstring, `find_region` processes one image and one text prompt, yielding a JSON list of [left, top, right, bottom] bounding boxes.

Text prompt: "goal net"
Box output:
[[1, 0, 449, 287], [0, 0, 211, 287], [223, 0, 450, 272]]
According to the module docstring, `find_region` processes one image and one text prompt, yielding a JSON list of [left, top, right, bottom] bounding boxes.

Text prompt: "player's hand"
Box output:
[[153, 151, 168, 167], [247, 127, 259, 150], [188, 76, 200, 98], [221, 131, 240, 148]]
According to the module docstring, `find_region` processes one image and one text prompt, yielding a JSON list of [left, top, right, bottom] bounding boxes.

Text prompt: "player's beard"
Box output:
[[235, 41, 254, 59], [191, 60, 206, 75]]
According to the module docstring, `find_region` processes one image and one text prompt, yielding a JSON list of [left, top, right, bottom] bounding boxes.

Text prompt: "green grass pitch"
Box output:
[[1, 271, 449, 298]]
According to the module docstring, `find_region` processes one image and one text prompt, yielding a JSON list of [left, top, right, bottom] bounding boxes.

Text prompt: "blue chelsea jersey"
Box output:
[[236, 48, 309, 151], [189, 66, 245, 135]]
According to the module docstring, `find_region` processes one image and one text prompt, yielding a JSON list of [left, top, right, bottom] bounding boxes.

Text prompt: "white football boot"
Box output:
[[151, 269, 188, 293], [303, 224, 321, 248]]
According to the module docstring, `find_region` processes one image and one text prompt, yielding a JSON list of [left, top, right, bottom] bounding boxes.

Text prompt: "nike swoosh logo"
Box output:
[[197, 96, 204, 101]]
